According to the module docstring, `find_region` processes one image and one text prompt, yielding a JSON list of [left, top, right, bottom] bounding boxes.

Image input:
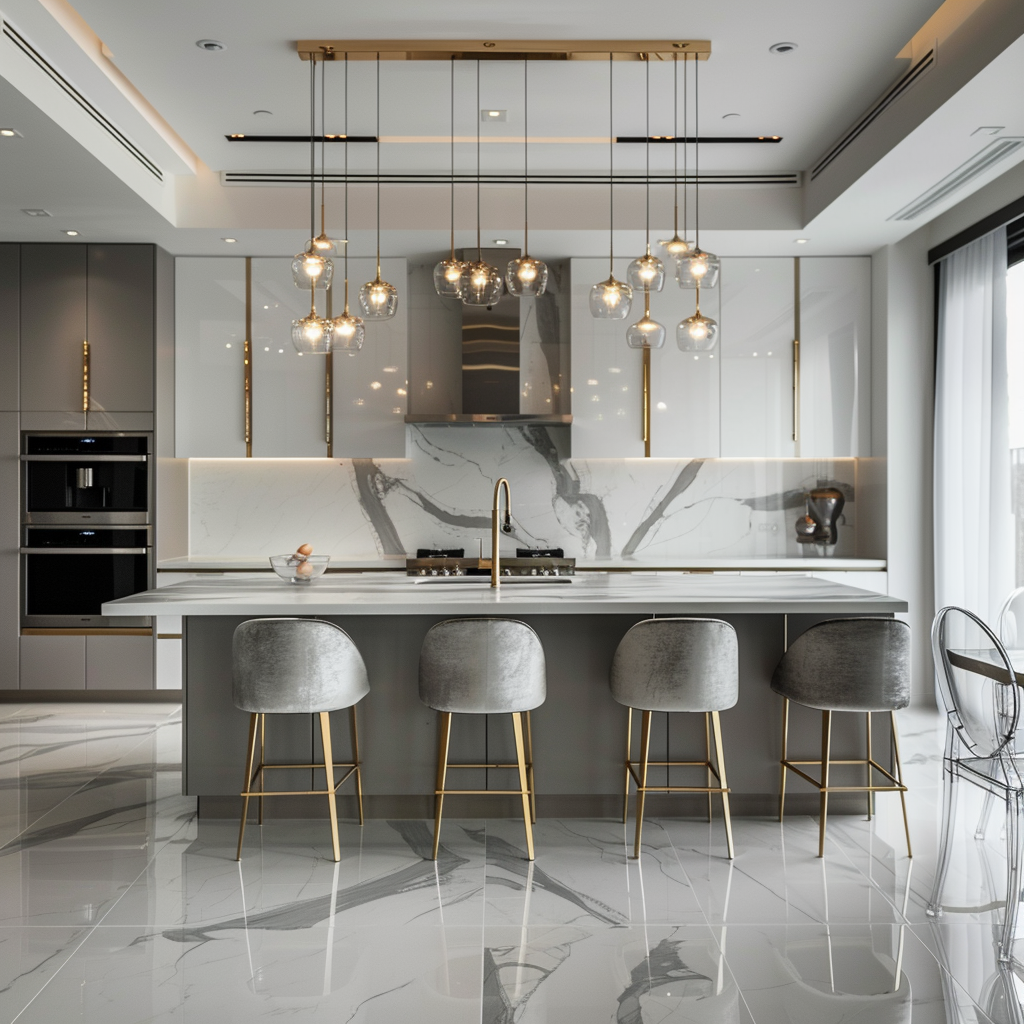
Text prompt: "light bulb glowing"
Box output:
[[626, 313, 666, 349], [291, 250, 333, 290], [331, 312, 365, 351], [433, 257, 466, 298], [677, 312, 719, 351], [589, 276, 633, 319], [310, 233, 337, 255], [677, 248, 720, 289], [290, 313, 334, 354], [358, 275, 398, 320], [506, 255, 548, 297], [627, 253, 666, 292], [460, 260, 503, 305], [659, 235, 692, 259]]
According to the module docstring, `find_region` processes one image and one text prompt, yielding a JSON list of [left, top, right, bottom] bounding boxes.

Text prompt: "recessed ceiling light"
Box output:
[[63, 230, 79, 236], [493, 238, 508, 245], [481, 109, 507, 122], [22, 209, 50, 217], [769, 42, 798, 54], [222, 237, 237, 243], [795, 238, 808, 244], [196, 39, 225, 51], [0, 128, 20, 137]]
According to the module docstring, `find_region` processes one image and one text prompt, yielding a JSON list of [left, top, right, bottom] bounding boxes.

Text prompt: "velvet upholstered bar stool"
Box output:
[[774, 617, 912, 858], [232, 618, 369, 862], [419, 618, 546, 861], [610, 617, 739, 860]]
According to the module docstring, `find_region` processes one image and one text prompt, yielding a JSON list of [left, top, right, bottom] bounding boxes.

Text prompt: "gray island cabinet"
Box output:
[[104, 573, 907, 819]]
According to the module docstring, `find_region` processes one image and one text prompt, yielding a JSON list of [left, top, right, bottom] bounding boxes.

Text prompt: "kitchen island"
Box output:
[[105, 574, 907, 819]]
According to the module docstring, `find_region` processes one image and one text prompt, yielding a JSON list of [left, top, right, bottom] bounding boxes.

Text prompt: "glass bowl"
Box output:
[[269, 554, 330, 583]]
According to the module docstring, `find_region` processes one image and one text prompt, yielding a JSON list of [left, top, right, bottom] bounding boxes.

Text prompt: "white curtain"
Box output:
[[934, 226, 1012, 627]]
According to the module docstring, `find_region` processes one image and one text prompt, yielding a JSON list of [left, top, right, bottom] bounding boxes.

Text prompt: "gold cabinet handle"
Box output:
[[642, 346, 651, 458], [82, 340, 90, 412], [792, 257, 800, 443], [325, 352, 333, 457], [244, 257, 252, 457]]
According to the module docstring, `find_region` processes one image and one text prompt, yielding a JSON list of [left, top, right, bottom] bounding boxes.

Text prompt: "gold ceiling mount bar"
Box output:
[[297, 40, 711, 62]]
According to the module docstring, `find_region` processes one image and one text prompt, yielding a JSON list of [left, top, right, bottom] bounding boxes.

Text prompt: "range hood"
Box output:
[[406, 249, 571, 425]]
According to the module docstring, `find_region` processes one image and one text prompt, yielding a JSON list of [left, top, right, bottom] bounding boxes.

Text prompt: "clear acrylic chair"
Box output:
[[927, 605, 1023, 963]]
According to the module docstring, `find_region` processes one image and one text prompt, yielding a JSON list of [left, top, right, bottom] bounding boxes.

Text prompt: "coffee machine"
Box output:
[[795, 487, 845, 555]]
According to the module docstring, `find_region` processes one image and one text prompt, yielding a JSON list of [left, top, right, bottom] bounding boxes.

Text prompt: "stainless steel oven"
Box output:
[[21, 433, 151, 525], [20, 433, 153, 628]]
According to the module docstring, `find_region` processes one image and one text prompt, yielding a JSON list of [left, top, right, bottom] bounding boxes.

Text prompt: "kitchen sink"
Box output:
[[410, 575, 574, 584]]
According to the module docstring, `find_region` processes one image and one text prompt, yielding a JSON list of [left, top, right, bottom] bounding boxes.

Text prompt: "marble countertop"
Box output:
[[156, 555, 887, 572], [106, 572, 906, 617]]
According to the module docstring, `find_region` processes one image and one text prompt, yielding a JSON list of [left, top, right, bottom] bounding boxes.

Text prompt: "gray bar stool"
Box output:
[[773, 617, 912, 858], [610, 617, 739, 860], [419, 617, 546, 861], [233, 617, 369, 862]]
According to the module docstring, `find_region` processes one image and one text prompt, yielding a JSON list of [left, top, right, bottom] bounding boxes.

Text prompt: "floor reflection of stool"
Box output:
[[232, 617, 369, 862], [419, 618, 546, 861]]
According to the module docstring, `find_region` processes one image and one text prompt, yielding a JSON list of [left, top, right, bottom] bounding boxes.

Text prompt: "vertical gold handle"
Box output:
[[325, 283, 333, 457], [792, 257, 800, 443], [642, 346, 651, 458], [82, 340, 89, 412], [244, 257, 252, 457]]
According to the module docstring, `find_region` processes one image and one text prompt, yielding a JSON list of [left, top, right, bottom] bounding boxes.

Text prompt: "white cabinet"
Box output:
[[176, 256, 408, 458], [569, 258, 720, 458], [175, 258, 246, 457]]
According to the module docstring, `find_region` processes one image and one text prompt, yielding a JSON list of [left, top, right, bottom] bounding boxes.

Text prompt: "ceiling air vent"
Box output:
[[888, 138, 1024, 222], [811, 50, 935, 181], [2, 19, 163, 181]]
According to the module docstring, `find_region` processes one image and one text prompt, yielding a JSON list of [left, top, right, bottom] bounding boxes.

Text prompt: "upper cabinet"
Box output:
[[570, 255, 870, 459], [20, 245, 154, 431], [175, 256, 408, 459]]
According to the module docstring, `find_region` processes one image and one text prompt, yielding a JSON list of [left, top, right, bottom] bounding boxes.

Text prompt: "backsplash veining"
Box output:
[[189, 426, 862, 560]]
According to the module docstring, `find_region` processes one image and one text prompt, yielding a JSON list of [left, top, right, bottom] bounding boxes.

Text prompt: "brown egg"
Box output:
[[295, 559, 315, 577], [296, 543, 314, 556]]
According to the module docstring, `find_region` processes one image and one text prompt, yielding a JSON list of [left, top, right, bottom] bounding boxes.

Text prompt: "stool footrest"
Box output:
[[244, 763, 359, 797], [781, 757, 905, 793]]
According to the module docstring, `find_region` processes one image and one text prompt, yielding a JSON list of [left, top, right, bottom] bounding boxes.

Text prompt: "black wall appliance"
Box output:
[[20, 433, 152, 627]]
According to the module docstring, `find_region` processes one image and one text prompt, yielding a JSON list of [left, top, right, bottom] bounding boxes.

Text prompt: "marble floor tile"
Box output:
[[0, 925, 93, 1014]]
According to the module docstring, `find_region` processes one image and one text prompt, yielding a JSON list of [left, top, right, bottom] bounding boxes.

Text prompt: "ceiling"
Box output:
[[0, 0, 1022, 258]]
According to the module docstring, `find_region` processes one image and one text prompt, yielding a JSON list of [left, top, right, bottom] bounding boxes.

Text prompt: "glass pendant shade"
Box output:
[[310, 234, 337, 256], [627, 253, 665, 292], [291, 312, 333, 354], [626, 313, 666, 350], [506, 256, 548, 297], [589, 276, 633, 319], [292, 251, 334, 291], [677, 312, 719, 351], [331, 311, 365, 352], [659, 234, 692, 260], [677, 248, 721, 289], [358, 275, 399, 320], [433, 257, 466, 298], [460, 260, 503, 306]]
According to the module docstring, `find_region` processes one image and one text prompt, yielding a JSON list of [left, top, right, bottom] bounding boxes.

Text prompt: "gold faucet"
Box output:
[[491, 477, 512, 588]]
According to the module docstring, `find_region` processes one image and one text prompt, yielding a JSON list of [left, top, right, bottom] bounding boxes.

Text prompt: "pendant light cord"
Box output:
[[309, 55, 316, 246], [644, 55, 650, 254], [476, 60, 482, 262], [694, 53, 700, 250], [523, 59, 528, 254], [343, 53, 349, 313], [450, 58, 456, 260], [683, 53, 688, 242], [608, 53, 614, 275], [320, 51, 327, 238], [375, 52, 381, 276], [673, 55, 678, 238]]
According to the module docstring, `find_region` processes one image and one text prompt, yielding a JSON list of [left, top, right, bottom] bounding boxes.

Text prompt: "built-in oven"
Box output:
[[21, 433, 151, 525], [20, 526, 152, 628]]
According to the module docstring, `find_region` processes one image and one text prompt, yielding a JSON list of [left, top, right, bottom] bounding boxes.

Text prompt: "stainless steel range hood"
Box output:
[[406, 249, 571, 425]]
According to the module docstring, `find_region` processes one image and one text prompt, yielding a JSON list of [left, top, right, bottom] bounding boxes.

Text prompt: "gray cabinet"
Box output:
[[0, 412, 17, 689], [0, 245, 18, 413], [20, 244, 155, 431], [20, 635, 86, 690], [85, 634, 154, 690]]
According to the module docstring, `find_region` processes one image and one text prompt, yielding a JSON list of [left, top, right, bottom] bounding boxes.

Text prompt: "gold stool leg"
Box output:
[[512, 713, 535, 861], [891, 711, 913, 858], [432, 712, 452, 861], [320, 712, 340, 863], [711, 711, 735, 860], [633, 710, 652, 859], [866, 712, 873, 820], [236, 712, 259, 861], [258, 714, 265, 826], [819, 710, 832, 858], [350, 704, 365, 826], [705, 712, 714, 823], [622, 707, 633, 825], [524, 710, 537, 824], [779, 698, 790, 822]]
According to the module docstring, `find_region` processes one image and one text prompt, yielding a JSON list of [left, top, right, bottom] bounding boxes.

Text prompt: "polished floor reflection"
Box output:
[[0, 701, 1020, 1021]]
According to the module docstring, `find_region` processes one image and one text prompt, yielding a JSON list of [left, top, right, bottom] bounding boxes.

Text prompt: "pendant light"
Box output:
[[677, 53, 720, 290], [506, 60, 547, 297], [460, 61, 503, 306], [292, 53, 334, 292], [626, 56, 665, 293], [291, 53, 333, 353], [658, 54, 690, 261], [311, 48, 337, 257], [359, 53, 399, 320], [433, 58, 466, 298], [332, 53, 365, 352], [626, 286, 666, 349], [590, 53, 632, 319]]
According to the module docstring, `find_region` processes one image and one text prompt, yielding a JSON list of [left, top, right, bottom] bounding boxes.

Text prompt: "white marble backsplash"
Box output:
[[188, 426, 864, 560]]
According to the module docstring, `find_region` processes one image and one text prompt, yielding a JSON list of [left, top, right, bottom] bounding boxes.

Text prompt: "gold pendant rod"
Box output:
[[642, 345, 651, 457]]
